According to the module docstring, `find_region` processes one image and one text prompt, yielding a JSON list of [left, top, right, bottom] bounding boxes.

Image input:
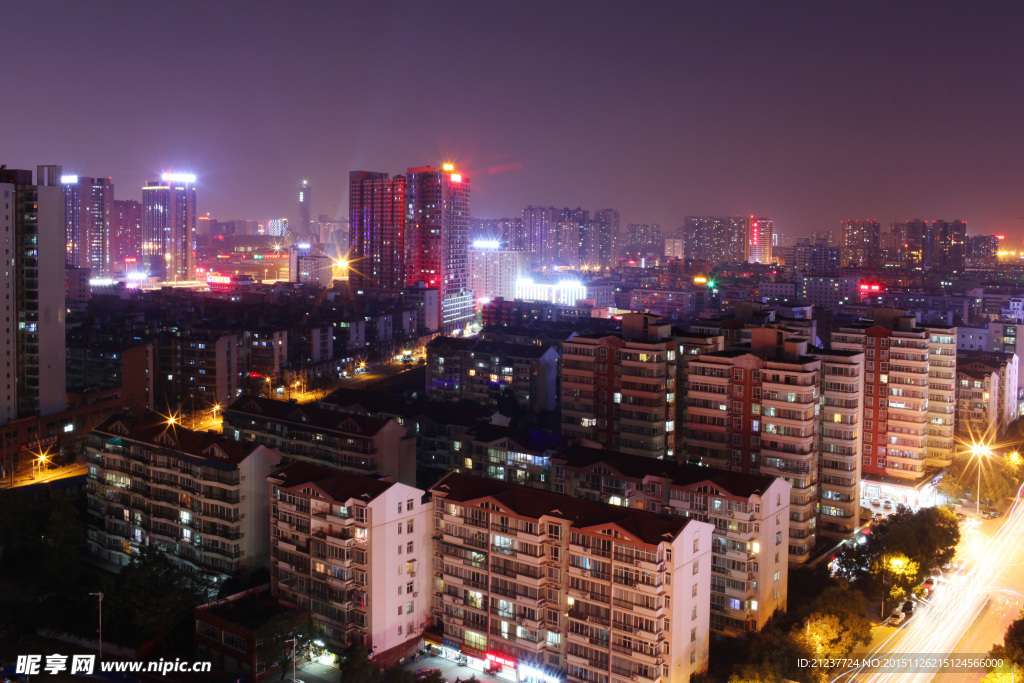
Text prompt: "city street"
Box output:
[[835, 494, 1024, 682], [0, 462, 86, 490]]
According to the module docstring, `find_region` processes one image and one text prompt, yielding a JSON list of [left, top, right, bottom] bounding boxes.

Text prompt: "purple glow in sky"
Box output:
[[6, 1, 1024, 241]]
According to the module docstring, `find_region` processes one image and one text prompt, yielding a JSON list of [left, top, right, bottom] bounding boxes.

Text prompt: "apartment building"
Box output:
[[268, 461, 429, 667], [831, 311, 958, 477], [815, 348, 867, 539], [560, 313, 678, 459], [153, 332, 239, 415], [430, 473, 714, 683], [457, 423, 562, 488], [956, 367, 999, 437], [685, 328, 820, 561], [85, 415, 282, 577], [319, 387, 495, 489], [550, 447, 790, 636], [426, 336, 560, 414], [957, 350, 1019, 433], [223, 396, 415, 486]]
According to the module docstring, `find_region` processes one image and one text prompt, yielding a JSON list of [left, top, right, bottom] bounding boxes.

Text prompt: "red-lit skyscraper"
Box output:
[[748, 215, 773, 264], [349, 165, 473, 331]]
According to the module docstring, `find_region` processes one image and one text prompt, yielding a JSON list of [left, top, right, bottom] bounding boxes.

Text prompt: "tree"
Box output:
[[338, 645, 379, 683], [256, 612, 322, 679], [729, 628, 825, 683], [989, 610, 1024, 671], [103, 545, 215, 644], [865, 553, 919, 614], [796, 586, 872, 657]]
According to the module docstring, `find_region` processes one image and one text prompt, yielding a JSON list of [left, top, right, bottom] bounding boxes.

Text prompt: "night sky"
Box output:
[[7, 1, 1024, 240]]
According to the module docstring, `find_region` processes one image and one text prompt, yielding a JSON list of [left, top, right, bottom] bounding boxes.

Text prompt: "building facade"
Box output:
[[430, 472, 714, 683], [268, 461, 430, 667], [85, 415, 282, 577], [0, 165, 67, 423], [142, 173, 197, 281], [62, 175, 114, 274]]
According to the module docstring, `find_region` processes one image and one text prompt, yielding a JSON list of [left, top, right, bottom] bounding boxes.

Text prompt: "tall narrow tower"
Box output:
[[298, 179, 312, 238], [142, 173, 196, 281], [62, 175, 114, 273]]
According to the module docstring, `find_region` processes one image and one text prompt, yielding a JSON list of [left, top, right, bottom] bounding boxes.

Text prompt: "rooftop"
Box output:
[[93, 414, 260, 467], [431, 472, 700, 547], [225, 396, 394, 436], [268, 460, 395, 501], [558, 446, 779, 499], [198, 587, 305, 634], [321, 388, 493, 426]]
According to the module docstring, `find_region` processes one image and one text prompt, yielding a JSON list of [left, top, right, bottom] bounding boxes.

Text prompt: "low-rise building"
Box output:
[[85, 415, 282, 577], [268, 462, 430, 667], [430, 472, 714, 683]]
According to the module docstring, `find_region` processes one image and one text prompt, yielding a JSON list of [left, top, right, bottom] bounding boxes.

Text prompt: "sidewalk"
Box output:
[[396, 653, 504, 683]]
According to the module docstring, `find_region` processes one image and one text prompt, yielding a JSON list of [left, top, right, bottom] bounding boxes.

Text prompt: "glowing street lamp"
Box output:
[[970, 442, 992, 514]]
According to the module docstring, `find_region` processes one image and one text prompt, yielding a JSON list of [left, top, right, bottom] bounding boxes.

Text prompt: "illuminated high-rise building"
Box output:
[[839, 220, 880, 268], [748, 216, 773, 264], [684, 216, 748, 264], [468, 240, 528, 302], [931, 219, 967, 273], [350, 165, 473, 331], [297, 179, 312, 237], [62, 175, 113, 274], [0, 165, 67, 423], [111, 199, 142, 272], [141, 173, 197, 281]]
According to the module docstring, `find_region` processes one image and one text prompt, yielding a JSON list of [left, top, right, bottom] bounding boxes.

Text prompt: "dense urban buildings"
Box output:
[[747, 217, 773, 264], [684, 216, 748, 264]]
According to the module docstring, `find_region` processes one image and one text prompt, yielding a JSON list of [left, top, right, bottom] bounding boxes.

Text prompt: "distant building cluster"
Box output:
[[6, 156, 1024, 683]]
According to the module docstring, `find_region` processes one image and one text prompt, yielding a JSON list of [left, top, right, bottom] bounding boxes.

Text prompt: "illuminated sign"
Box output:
[[442, 163, 454, 171], [859, 284, 882, 292], [693, 276, 708, 284], [997, 235, 1006, 240], [60, 175, 78, 184], [161, 172, 196, 184], [515, 278, 588, 306], [125, 257, 137, 264], [518, 664, 561, 683], [485, 652, 516, 669], [450, 173, 462, 183], [207, 275, 232, 284], [472, 240, 501, 250], [296, 243, 311, 250], [89, 278, 116, 287]]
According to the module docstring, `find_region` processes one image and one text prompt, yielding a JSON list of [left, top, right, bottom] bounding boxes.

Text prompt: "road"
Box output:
[[833, 490, 1024, 683], [0, 462, 88, 490], [187, 362, 420, 433]]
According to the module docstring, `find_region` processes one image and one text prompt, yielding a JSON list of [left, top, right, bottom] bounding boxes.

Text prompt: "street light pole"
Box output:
[[89, 592, 103, 661], [286, 637, 297, 681]]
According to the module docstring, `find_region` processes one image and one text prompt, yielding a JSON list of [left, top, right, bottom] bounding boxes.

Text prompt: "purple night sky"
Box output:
[[6, 1, 1024, 241]]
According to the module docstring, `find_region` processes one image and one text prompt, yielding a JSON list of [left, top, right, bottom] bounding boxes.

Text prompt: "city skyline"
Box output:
[[6, 2, 1024, 241]]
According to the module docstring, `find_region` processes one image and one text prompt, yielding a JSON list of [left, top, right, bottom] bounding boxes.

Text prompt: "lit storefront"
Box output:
[[859, 473, 938, 510]]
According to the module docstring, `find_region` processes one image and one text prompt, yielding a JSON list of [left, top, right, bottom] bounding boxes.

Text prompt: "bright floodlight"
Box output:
[[60, 175, 79, 184], [161, 172, 196, 184], [450, 173, 462, 183], [472, 240, 501, 250], [296, 243, 311, 250]]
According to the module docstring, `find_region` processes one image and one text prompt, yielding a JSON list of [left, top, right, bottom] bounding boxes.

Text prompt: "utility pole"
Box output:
[[89, 592, 103, 661], [286, 637, 297, 682]]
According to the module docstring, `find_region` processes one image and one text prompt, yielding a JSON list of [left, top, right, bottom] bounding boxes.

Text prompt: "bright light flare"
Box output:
[[161, 173, 196, 184]]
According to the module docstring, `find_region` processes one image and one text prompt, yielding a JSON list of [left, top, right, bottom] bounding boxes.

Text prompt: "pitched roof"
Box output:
[[320, 388, 492, 426], [431, 472, 698, 547], [224, 396, 392, 436], [268, 460, 394, 502], [558, 445, 778, 499], [92, 414, 260, 467]]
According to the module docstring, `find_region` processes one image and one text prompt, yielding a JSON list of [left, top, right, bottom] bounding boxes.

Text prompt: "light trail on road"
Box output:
[[832, 486, 1024, 683]]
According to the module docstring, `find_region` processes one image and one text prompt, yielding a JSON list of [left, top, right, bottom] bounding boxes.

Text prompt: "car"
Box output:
[[901, 600, 915, 616], [870, 498, 881, 506], [981, 508, 1000, 519], [922, 577, 935, 592], [889, 610, 907, 626], [955, 512, 966, 522], [883, 500, 893, 509], [929, 567, 943, 578]]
